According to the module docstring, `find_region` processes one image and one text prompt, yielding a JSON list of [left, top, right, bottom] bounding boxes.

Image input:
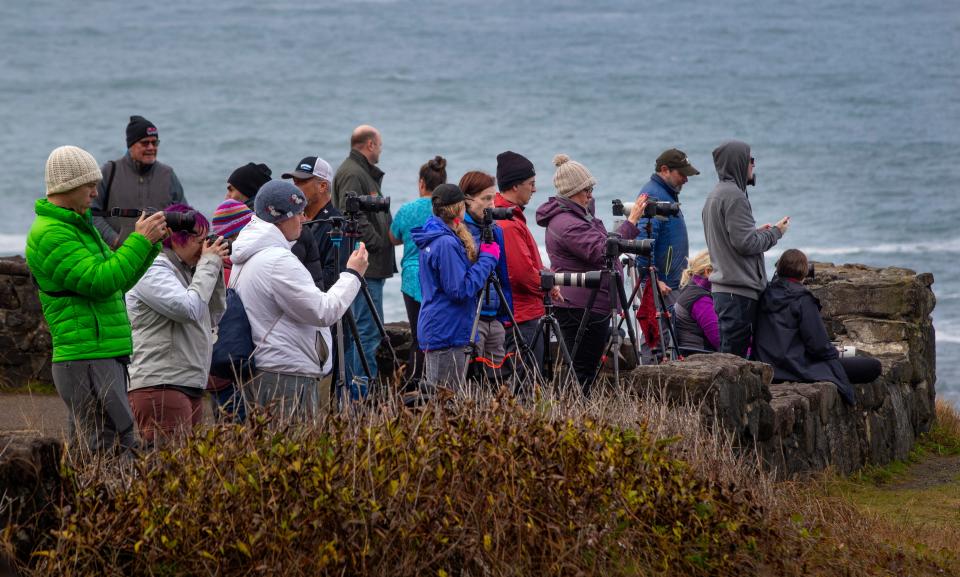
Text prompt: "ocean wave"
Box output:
[[797, 237, 960, 257], [937, 331, 960, 344]]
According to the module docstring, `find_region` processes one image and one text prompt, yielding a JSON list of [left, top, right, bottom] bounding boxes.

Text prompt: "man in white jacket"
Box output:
[[230, 180, 368, 420]]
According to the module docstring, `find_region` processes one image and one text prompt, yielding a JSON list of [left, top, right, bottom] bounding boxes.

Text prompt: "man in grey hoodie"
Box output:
[[701, 141, 789, 357]]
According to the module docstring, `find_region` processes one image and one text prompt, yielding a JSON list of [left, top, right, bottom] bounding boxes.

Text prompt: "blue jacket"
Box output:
[[635, 174, 689, 290], [463, 213, 514, 321], [412, 216, 499, 351]]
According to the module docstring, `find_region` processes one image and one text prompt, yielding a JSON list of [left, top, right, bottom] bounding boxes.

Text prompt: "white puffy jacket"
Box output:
[[230, 216, 361, 377]]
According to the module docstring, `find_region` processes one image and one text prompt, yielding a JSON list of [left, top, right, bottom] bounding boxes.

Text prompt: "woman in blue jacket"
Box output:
[[412, 183, 501, 393]]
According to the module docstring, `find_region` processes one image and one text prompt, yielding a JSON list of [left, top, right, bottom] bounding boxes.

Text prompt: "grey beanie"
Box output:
[[254, 180, 307, 223]]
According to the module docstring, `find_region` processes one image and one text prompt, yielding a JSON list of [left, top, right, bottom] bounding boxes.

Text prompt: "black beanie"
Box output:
[[431, 183, 465, 209], [228, 163, 273, 200], [126, 115, 158, 148], [496, 150, 535, 192]]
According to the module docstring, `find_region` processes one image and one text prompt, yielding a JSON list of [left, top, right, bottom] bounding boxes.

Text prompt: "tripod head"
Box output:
[[304, 215, 363, 241], [478, 207, 513, 243]]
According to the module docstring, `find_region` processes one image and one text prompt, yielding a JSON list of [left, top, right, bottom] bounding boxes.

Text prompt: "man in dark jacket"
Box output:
[[635, 148, 699, 292], [283, 156, 339, 290], [92, 115, 186, 247], [333, 125, 395, 383], [701, 141, 789, 357]]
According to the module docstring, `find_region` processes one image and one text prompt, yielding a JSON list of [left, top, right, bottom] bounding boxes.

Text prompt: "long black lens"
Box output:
[[166, 210, 197, 232], [615, 238, 654, 257]]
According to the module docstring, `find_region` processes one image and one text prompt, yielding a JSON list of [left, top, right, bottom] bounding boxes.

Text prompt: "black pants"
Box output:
[[840, 356, 883, 384], [713, 292, 758, 359], [403, 292, 425, 387], [555, 307, 611, 393]]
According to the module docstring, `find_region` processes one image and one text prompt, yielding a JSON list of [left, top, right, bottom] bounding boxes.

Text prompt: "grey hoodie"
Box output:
[[701, 141, 781, 299]]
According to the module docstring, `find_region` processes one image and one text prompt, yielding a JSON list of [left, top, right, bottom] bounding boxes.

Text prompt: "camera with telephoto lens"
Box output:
[[605, 233, 653, 258], [344, 191, 390, 215], [539, 270, 603, 291], [479, 207, 515, 242], [612, 199, 681, 219], [482, 207, 514, 224], [110, 208, 197, 232]]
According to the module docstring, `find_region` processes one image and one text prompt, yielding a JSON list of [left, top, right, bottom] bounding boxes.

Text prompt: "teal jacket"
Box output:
[[25, 199, 160, 362]]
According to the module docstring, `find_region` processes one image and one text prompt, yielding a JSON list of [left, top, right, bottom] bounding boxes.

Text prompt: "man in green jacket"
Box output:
[[333, 125, 396, 386], [26, 145, 168, 454]]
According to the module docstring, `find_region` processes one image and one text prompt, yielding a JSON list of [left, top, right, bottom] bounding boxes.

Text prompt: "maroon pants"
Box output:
[[128, 387, 202, 444]]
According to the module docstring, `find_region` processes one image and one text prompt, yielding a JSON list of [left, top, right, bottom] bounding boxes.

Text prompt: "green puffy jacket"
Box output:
[[25, 199, 160, 362]]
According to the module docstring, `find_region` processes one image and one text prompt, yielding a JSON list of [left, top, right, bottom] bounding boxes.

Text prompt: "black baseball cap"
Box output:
[[656, 148, 700, 176], [281, 156, 319, 180]]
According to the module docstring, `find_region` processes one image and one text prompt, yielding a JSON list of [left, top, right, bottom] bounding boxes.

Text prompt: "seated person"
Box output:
[[674, 250, 720, 353], [754, 249, 882, 405]]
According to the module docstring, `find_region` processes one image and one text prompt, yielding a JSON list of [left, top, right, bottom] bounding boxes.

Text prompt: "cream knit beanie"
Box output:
[[552, 154, 596, 198], [45, 145, 102, 196]]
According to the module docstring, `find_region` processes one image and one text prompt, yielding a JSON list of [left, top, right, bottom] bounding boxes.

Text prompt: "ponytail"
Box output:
[[434, 201, 477, 262]]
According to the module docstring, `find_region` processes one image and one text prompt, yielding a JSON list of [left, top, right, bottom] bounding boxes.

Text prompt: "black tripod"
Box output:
[[528, 272, 578, 390], [468, 224, 532, 388], [614, 221, 681, 363], [308, 215, 399, 402], [568, 234, 643, 387]]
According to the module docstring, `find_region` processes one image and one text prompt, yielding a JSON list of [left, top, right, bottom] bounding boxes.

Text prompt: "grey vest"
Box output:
[[99, 156, 178, 243], [674, 282, 714, 352]]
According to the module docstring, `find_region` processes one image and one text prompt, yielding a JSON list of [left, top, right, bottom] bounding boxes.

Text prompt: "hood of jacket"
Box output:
[[760, 276, 819, 314], [230, 215, 296, 265], [535, 196, 594, 228], [713, 140, 751, 192], [411, 215, 456, 250]]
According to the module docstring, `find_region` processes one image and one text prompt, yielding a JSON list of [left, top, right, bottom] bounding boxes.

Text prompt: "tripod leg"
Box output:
[[358, 278, 399, 373], [344, 309, 372, 380], [545, 315, 577, 390], [614, 270, 641, 365]]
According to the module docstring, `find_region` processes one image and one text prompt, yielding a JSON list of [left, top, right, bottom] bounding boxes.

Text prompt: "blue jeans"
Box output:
[[713, 292, 758, 359], [344, 277, 385, 381]]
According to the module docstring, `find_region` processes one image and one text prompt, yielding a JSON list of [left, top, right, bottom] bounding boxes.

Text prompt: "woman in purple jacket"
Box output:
[[535, 154, 647, 391], [674, 250, 721, 353]]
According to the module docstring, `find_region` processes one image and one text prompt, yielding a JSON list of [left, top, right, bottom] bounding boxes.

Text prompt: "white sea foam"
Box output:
[[0, 234, 26, 257], [798, 237, 960, 257]]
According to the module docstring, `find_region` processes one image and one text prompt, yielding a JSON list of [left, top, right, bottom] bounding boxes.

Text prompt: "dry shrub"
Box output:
[[24, 389, 767, 577]]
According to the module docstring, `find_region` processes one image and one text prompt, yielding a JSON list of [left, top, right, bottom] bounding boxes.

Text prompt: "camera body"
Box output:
[[204, 234, 232, 254], [344, 191, 390, 215], [110, 207, 197, 233], [539, 270, 603, 291]]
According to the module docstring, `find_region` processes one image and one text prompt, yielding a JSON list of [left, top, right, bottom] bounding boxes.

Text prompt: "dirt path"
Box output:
[[0, 392, 69, 439], [883, 453, 960, 491]]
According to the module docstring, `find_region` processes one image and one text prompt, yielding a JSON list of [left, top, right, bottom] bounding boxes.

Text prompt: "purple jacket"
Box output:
[[535, 197, 639, 314]]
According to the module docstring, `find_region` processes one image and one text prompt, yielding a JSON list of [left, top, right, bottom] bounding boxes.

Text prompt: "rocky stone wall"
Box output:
[[0, 257, 52, 389], [625, 262, 937, 478]]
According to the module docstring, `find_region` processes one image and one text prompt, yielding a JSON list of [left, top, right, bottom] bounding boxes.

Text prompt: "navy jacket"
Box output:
[[754, 276, 855, 405], [635, 173, 688, 290], [412, 216, 498, 351], [464, 213, 514, 321]]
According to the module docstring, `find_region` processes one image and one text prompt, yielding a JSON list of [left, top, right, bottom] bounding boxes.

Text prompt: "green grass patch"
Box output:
[[0, 380, 57, 395]]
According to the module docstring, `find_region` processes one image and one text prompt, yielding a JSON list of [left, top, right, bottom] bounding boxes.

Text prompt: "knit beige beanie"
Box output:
[[45, 145, 102, 196], [552, 154, 596, 198]]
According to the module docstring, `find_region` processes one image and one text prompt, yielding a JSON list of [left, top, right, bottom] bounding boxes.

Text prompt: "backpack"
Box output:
[[209, 286, 257, 381]]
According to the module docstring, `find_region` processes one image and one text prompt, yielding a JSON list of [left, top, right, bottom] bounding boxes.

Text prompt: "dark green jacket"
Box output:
[[25, 199, 161, 362], [332, 150, 396, 279]]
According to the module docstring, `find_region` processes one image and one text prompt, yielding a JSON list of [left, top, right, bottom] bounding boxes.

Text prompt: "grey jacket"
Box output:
[[332, 149, 396, 279], [701, 140, 781, 299], [91, 154, 186, 247], [125, 250, 226, 391]]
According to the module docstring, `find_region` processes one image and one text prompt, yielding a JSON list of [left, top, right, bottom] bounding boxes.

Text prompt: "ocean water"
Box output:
[[1, 0, 957, 405]]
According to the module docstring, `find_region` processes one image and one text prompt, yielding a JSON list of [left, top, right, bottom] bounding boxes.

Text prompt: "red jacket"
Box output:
[[494, 194, 544, 323]]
